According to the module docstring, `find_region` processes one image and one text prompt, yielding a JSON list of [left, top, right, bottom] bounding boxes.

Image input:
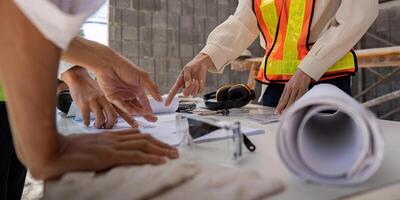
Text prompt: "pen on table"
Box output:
[[197, 109, 230, 116]]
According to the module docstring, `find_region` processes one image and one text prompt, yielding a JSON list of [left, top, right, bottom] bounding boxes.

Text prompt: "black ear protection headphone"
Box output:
[[57, 90, 73, 114], [204, 84, 256, 110]]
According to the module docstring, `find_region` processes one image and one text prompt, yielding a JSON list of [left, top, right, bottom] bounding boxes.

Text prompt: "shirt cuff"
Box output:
[[298, 54, 329, 81], [58, 61, 76, 80], [200, 44, 229, 73]]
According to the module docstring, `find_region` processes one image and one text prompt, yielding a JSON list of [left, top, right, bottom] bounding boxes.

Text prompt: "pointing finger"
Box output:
[[143, 74, 162, 102], [165, 75, 184, 106], [131, 93, 158, 123], [114, 105, 138, 128]]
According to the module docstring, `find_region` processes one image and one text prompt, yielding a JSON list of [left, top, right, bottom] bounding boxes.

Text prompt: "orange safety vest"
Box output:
[[253, 0, 358, 84]]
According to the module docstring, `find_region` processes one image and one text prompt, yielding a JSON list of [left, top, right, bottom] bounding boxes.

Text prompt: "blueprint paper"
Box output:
[[277, 84, 384, 185]]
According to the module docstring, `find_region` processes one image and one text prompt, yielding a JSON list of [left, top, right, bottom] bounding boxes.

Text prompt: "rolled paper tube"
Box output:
[[276, 84, 384, 185]]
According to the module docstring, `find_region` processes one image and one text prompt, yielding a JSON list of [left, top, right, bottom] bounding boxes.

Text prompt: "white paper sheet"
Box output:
[[149, 94, 179, 114], [77, 113, 264, 146], [277, 84, 384, 185], [70, 95, 179, 120]]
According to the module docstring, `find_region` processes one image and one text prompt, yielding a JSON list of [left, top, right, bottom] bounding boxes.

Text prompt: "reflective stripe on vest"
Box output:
[[253, 0, 357, 84]]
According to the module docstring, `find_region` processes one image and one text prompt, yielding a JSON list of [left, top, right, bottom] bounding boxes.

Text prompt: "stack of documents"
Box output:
[[69, 94, 180, 118], [73, 95, 264, 146], [277, 84, 384, 185], [79, 113, 264, 146]]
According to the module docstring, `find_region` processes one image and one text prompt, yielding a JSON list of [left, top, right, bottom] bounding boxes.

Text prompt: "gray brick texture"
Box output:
[[110, 0, 266, 94]]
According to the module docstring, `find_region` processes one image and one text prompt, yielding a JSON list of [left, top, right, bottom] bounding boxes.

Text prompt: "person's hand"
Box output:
[[61, 66, 124, 129], [95, 55, 162, 126], [275, 69, 312, 114], [64, 130, 179, 167], [61, 38, 161, 126], [165, 53, 214, 106], [40, 130, 179, 180]]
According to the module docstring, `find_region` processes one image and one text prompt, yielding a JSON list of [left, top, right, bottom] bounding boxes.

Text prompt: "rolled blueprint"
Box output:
[[277, 84, 384, 185]]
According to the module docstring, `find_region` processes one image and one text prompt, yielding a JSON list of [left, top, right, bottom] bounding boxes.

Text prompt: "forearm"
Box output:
[[0, 0, 62, 177], [191, 53, 216, 70], [0, 43, 116, 180], [200, 0, 259, 73], [61, 66, 91, 85], [35, 134, 114, 180], [1, 58, 62, 178], [61, 37, 119, 74], [0, 1, 103, 180]]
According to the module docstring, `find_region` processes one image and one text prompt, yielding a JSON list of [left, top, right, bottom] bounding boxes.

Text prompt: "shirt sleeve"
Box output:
[[200, 0, 259, 73], [12, 0, 105, 50], [298, 0, 379, 81], [58, 61, 77, 80]]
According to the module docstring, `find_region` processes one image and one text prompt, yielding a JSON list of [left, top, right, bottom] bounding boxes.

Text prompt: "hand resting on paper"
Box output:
[[38, 130, 179, 179], [275, 69, 312, 114]]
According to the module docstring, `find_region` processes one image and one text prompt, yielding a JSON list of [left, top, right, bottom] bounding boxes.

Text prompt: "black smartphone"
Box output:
[[186, 117, 256, 152], [187, 118, 221, 139]]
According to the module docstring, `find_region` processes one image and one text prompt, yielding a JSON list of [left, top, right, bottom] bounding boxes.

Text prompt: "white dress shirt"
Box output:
[[58, 61, 76, 79], [12, 0, 105, 78], [13, 0, 105, 50]]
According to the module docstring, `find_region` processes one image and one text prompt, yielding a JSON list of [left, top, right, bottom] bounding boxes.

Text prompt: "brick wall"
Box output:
[[109, 1, 400, 120], [109, 0, 263, 94]]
